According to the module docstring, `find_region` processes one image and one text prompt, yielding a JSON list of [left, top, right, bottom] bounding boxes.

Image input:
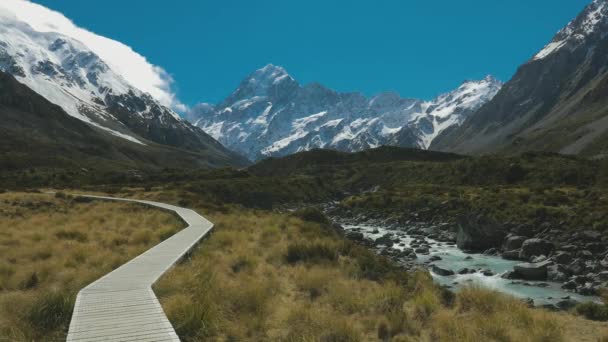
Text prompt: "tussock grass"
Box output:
[[0, 192, 183, 341], [153, 202, 607, 341]]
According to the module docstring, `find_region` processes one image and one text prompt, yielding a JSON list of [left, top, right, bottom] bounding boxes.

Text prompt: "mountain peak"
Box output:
[[221, 64, 299, 106], [534, 0, 608, 60], [248, 64, 292, 85]]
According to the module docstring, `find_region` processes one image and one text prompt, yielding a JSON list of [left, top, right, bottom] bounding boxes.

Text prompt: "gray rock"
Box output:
[[482, 269, 495, 276], [547, 264, 568, 282], [581, 231, 602, 242], [552, 251, 572, 265], [456, 215, 507, 252], [531, 255, 548, 263], [457, 268, 472, 274], [519, 238, 554, 260], [503, 235, 527, 250], [556, 299, 578, 310], [345, 232, 364, 241], [502, 249, 522, 260], [414, 247, 429, 254], [562, 280, 577, 290], [432, 265, 455, 276], [483, 248, 498, 255], [598, 271, 608, 281], [513, 260, 553, 280], [585, 242, 606, 254]]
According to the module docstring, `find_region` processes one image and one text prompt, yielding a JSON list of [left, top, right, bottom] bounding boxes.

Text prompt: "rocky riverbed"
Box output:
[[333, 214, 604, 309]]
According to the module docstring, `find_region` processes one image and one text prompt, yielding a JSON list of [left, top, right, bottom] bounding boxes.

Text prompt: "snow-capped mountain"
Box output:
[[534, 0, 607, 60], [189, 64, 501, 160], [0, 0, 231, 156], [432, 0, 608, 157]]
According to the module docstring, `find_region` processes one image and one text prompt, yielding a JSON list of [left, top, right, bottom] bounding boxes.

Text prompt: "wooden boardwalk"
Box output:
[[66, 195, 213, 342]]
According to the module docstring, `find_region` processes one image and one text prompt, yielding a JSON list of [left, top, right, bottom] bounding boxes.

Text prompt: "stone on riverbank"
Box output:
[[513, 260, 553, 281], [519, 238, 554, 260], [432, 265, 455, 276], [456, 215, 507, 252]]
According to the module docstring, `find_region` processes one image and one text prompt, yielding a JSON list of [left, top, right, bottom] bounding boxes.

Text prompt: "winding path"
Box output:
[[66, 195, 214, 342]]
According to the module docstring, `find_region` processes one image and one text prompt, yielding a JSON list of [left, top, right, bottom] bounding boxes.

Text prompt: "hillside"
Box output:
[[0, 71, 247, 177], [432, 0, 608, 158]]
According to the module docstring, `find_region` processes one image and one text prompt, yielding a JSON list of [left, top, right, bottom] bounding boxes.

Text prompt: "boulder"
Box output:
[[429, 255, 442, 261], [432, 265, 455, 276], [547, 264, 568, 282], [483, 248, 498, 255], [561, 280, 577, 290], [581, 230, 602, 242], [345, 232, 364, 241], [585, 243, 606, 254], [415, 247, 429, 254], [374, 234, 394, 247], [457, 268, 472, 274], [531, 255, 548, 263], [503, 235, 527, 251], [513, 260, 553, 281], [556, 299, 578, 310], [514, 224, 535, 237], [552, 251, 572, 265], [502, 249, 522, 260], [482, 269, 495, 276], [598, 271, 608, 281], [456, 214, 507, 252], [519, 238, 554, 260]]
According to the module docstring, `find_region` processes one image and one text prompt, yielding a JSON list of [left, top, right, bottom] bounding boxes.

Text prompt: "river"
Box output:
[[342, 222, 598, 306]]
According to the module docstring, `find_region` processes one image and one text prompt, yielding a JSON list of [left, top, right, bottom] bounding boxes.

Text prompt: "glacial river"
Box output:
[[343, 223, 598, 306]]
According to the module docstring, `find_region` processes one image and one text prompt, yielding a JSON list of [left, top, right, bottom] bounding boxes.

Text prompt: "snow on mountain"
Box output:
[[534, 0, 608, 60], [189, 64, 502, 160], [406, 76, 502, 148], [0, 0, 216, 150]]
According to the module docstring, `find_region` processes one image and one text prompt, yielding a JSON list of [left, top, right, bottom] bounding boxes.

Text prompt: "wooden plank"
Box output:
[[66, 195, 213, 342]]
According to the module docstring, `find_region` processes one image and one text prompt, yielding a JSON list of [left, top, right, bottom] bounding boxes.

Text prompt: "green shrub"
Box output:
[[576, 302, 608, 321], [291, 207, 330, 225], [26, 290, 75, 333], [286, 242, 338, 264]]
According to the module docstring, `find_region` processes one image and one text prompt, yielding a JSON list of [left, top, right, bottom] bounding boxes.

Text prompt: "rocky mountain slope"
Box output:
[[0, 1, 245, 166], [432, 0, 608, 157], [188, 65, 501, 161], [0, 71, 242, 173]]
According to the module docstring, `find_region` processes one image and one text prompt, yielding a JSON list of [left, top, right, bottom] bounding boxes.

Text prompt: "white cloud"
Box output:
[[0, 0, 183, 109]]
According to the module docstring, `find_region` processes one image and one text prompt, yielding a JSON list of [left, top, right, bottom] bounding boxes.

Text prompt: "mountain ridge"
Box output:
[[431, 0, 608, 157], [0, 2, 247, 168], [188, 64, 501, 161]]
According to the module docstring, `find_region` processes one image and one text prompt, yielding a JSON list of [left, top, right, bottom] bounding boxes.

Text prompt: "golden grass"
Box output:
[[154, 204, 608, 342], [0, 192, 183, 341]]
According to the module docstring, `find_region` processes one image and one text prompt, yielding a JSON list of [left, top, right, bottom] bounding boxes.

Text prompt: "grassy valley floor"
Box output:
[[149, 201, 608, 341], [0, 192, 183, 341]]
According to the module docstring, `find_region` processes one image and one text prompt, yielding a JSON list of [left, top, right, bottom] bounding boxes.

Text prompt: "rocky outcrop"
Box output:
[[519, 238, 554, 260], [503, 235, 527, 250], [513, 260, 553, 281], [456, 215, 507, 252]]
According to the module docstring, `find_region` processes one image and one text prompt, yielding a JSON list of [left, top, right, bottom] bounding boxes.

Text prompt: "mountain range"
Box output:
[[0, 2, 246, 170], [2, 0, 608, 171], [187, 65, 501, 161], [432, 0, 608, 158]]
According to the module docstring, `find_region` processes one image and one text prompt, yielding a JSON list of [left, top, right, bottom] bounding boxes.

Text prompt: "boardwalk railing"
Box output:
[[66, 195, 213, 342]]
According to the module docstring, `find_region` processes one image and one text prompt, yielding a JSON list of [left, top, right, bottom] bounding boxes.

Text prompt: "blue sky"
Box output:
[[35, 0, 589, 106]]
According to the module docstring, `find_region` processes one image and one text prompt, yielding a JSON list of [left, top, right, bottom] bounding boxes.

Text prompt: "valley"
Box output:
[[2, 0, 608, 341]]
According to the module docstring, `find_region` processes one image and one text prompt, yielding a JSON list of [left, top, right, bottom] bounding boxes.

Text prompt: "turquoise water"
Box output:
[[343, 223, 598, 306]]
